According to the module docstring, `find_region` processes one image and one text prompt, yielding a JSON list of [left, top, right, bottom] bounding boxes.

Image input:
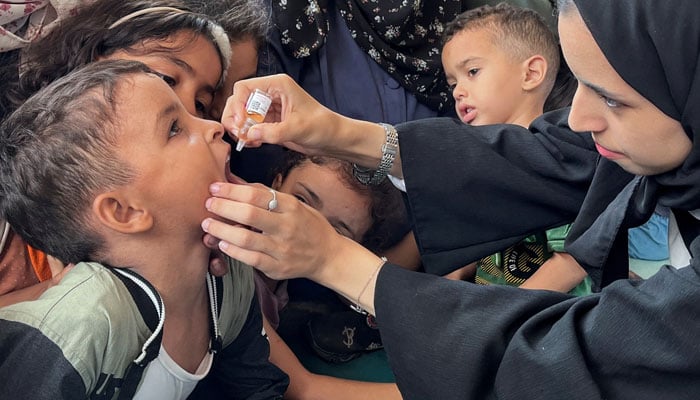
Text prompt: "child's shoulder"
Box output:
[[0, 262, 145, 336], [0, 262, 152, 389]]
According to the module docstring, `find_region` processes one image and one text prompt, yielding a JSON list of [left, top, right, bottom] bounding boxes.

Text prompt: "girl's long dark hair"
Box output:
[[1, 0, 223, 121]]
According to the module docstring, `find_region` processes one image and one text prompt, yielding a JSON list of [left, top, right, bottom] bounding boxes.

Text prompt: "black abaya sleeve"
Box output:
[[376, 262, 700, 400], [396, 109, 602, 276]]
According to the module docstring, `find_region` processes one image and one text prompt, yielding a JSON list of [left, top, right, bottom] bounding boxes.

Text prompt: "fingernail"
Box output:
[[219, 241, 229, 250], [205, 198, 213, 210], [210, 183, 220, 194], [202, 218, 210, 231]]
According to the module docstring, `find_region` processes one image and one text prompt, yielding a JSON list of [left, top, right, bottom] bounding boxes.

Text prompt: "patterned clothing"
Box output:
[[0, 1, 90, 52], [475, 225, 592, 296], [271, 0, 466, 112]]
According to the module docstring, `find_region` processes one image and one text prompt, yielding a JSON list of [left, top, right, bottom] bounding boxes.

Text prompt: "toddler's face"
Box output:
[[113, 74, 232, 234], [442, 27, 530, 127], [273, 161, 373, 242], [101, 30, 221, 118]]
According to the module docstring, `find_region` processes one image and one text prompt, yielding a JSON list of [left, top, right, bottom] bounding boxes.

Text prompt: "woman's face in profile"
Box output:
[[558, 7, 692, 176]]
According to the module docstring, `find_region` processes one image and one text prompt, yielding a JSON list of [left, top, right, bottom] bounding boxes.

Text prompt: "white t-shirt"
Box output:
[[133, 345, 213, 400], [667, 209, 700, 268]]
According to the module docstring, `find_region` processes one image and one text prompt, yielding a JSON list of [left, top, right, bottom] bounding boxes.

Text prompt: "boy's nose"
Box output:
[[453, 85, 466, 100], [202, 119, 225, 142]]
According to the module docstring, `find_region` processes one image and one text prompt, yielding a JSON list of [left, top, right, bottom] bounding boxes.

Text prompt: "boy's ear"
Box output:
[[271, 174, 283, 190], [521, 55, 548, 91], [92, 192, 153, 234]]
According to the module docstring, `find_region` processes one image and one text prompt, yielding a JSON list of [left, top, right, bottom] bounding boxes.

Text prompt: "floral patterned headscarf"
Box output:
[[273, 0, 468, 113], [0, 1, 89, 52]]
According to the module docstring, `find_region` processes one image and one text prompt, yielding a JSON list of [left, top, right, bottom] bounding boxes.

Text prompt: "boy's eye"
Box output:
[[160, 74, 177, 87], [293, 194, 308, 204], [169, 120, 182, 138], [468, 68, 479, 77]]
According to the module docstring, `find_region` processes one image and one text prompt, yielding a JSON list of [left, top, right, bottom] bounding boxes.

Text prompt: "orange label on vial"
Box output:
[[246, 89, 271, 119]]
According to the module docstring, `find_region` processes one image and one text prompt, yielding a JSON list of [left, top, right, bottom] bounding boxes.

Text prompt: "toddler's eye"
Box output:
[[468, 68, 480, 77]]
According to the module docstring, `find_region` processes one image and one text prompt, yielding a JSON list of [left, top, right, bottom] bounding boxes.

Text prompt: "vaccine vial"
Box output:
[[236, 89, 272, 151]]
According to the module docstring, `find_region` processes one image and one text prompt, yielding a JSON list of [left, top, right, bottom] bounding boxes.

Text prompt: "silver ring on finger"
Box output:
[[267, 189, 278, 211]]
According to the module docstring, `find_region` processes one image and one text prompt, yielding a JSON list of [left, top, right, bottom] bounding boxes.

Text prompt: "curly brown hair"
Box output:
[[274, 150, 412, 254]]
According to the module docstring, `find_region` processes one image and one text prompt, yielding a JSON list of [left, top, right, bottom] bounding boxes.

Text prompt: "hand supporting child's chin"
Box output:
[[205, 172, 248, 277]]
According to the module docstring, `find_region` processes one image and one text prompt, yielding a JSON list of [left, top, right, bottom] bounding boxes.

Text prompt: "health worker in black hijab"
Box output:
[[206, 0, 700, 398]]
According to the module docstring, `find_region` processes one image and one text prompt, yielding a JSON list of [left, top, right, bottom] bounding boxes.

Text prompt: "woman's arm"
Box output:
[[221, 74, 404, 179]]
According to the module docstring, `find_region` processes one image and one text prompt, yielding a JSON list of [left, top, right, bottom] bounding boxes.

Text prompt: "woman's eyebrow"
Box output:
[[579, 78, 623, 101]]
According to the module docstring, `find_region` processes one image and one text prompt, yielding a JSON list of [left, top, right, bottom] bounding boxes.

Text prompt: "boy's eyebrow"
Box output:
[[156, 102, 180, 125], [456, 57, 482, 69], [332, 219, 355, 238], [298, 182, 322, 207]]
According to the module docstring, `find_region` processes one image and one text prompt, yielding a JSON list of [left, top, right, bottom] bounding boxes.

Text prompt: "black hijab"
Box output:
[[564, 0, 700, 288]]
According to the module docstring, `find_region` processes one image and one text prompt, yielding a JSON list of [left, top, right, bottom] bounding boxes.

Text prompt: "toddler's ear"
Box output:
[[92, 192, 153, 234], [522, 54, 547, 91]]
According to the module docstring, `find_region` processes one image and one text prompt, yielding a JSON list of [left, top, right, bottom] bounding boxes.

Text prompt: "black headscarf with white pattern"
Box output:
[[272, 0, 468, 113]]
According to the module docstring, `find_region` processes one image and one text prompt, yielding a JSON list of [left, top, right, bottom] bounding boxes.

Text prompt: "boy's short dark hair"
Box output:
[[274, 150, 411, 254], [0, 60, 153, 264], [443, 2, 560, 91]]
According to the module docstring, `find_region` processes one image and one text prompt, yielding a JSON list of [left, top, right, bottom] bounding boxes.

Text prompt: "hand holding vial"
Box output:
[[235, 89, 272, 151]]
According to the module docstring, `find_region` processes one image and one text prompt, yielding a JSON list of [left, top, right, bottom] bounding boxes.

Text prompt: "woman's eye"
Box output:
[[603, 96, 620, 108], [169, 121, 182, 138], [447, 83, 456, 92]]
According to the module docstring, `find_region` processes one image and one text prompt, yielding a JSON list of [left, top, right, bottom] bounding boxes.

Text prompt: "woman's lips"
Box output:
[[595, 142, 625, 160]]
